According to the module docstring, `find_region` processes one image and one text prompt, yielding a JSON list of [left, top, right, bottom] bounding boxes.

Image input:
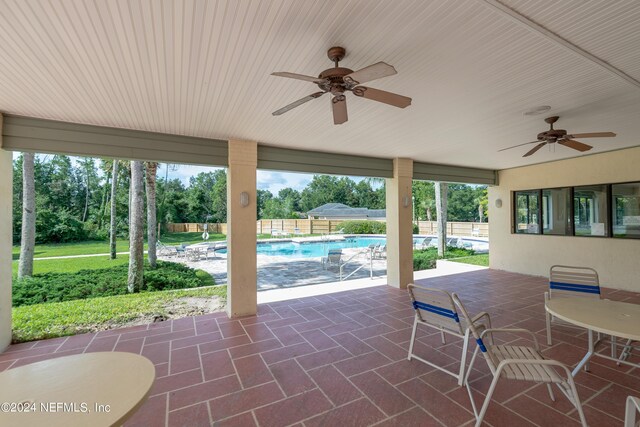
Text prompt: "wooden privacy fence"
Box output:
[[166, 220, 489, 237]]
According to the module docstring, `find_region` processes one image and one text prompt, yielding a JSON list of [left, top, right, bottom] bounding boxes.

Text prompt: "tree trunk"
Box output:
[[18, 153, 36, 279], [435, 182, 448, 258], [110, 160, 119, 259], [128, 161, 145, 293], [82, 166, 90, 222], [145, 162, 158, 268], [97, 168, 111, 229]]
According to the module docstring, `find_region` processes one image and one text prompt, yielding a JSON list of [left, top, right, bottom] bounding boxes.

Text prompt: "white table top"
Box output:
[[0, 352, 155, 427], [546, 298, 640, 342]]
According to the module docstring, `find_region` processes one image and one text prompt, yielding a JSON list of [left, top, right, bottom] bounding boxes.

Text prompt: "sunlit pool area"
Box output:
[[216, 235, 489, 258]]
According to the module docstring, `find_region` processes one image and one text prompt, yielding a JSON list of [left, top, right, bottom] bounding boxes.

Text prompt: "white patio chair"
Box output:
[[625, 396, 640, 427], [321, 249, 342, 270], [545, 265, 601, 346], [407, 285, 491, 386], [374, 244, 386, 259], [271, 229, 282, 238], [453, 293, 587, 427]]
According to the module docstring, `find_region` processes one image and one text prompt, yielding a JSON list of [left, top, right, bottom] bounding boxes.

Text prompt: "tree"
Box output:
[[128, 161, 145, 292], [145, 162, 158, 268], [110, 160, 119, 259], [435, 182, 448, 257], [18, 153, 36, 278]]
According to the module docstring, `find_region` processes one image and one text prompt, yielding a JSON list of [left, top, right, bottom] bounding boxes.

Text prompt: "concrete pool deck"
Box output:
[[160, 247, 486, 293], [163, 247, 388, 291]]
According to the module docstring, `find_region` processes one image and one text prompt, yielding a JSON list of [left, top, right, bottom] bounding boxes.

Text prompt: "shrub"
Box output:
[[13, 261, 214, 307], [412, 246, 475, 271], [339, 220, 386, 234], [36, 208, 88, 243]]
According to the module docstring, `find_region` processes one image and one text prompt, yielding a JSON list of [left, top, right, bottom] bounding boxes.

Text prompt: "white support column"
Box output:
[[0, 114, 12, 350], [226, 140, 257, 317], [385, 158, 414, 289]]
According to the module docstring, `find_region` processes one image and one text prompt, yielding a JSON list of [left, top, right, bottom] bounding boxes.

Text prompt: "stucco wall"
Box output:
[[489, 146, 640, 291]]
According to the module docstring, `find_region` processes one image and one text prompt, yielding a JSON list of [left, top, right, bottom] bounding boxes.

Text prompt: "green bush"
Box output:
[[412, 246, 475, 271], [413, 223, 419, 234], [339, 220, 386, 234], [13, 261, 213, 307], [36, 208, 88, 243]]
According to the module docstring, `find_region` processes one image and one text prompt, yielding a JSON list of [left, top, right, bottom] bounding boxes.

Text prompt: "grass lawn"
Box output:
[[449, 254, 489, 267], [12, 232, 226, 259], [13, 255, 132, 276], [12, 285, 227, 343]]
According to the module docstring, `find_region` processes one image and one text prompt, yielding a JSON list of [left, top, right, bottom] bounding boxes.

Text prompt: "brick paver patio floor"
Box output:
[[1, 269, 638, 426]]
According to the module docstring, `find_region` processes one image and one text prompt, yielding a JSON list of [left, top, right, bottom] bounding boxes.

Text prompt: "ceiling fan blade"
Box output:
[[523, 142, 548, 157], [558, 139, 592, 152], [272, 91, 325, 116], [343, 62, 397, 85], [271, 72, 328, 84], [566, 132, 616, 139], [498, 141, 541, 152], [352, 86, 411, 108], [332, 95, 348, 125]]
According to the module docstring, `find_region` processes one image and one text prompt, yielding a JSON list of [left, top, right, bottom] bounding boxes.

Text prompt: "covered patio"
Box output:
[[1, 1, 639, 425], [1, 269, 637, 426]]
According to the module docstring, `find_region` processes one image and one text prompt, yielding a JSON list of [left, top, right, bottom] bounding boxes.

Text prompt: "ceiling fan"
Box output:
[[271, 46, 411, 125], [499, 116, 616, 157]]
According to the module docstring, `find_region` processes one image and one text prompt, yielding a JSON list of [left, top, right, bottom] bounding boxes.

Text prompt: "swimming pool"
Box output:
[[217, 235, 488, 258]]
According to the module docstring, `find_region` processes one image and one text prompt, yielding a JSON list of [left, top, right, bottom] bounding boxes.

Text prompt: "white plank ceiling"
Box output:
[[0, 0, 639, 170]]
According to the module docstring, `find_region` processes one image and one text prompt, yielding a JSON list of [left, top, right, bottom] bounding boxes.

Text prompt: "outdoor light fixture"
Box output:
[[403, 195, 411, 208], [240, 191, 250, 207], [495, 198, 503, 208]]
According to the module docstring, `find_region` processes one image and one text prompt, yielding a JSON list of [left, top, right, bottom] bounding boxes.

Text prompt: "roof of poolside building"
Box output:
[[307, 203, 386, 219]]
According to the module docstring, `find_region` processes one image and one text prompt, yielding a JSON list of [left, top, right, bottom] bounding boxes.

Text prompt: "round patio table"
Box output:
[[545, 298, 640, 376], [0, 352, 155, 427]]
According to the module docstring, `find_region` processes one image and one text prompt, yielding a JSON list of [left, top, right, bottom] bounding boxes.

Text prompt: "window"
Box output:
[[612, 182, 640, 239], [514, 190, 540, 234], [573, 185, 608, 237], [542, 188, 571, 235]]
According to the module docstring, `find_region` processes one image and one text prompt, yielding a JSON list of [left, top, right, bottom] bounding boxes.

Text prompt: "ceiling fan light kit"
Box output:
[[499, 116, 616, 157], [271, 46, 412, 125]]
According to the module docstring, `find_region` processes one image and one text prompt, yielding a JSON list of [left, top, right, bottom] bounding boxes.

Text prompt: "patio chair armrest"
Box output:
[[495, 358, 573, 379], [470, 311, 491, 327], [480, 328, 540, 350]]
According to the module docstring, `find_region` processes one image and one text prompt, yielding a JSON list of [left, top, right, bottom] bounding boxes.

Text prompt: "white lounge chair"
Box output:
[[321, 249, 342, 270], [454, 293, 587, 427], [407, 285, 491, 386]]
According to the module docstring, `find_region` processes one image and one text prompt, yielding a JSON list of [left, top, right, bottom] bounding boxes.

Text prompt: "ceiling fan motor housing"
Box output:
[[318, 67, 354, 94]]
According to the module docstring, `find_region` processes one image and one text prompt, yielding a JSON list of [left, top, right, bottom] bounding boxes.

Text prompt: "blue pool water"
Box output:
[[216, 236, 489, 258], [253, 237, 390, 258]]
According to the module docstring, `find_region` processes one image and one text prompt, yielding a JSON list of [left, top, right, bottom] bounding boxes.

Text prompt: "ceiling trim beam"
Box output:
[[479, 0, 640, 90], [1, 115, 228, 166]]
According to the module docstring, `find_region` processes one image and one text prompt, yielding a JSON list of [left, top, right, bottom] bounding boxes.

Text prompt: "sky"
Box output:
[[14, 153, 367, 194], [169, 164, 316, 194]]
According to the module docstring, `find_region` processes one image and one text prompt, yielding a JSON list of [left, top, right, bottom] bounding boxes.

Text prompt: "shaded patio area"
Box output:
[[1, 269, 638, 426]]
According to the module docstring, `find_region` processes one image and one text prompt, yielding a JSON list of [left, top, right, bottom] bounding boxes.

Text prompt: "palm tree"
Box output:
[[18, 152, 36, 278], [145, 162, 158, 268], [109, 159, 119, 259], [128, 161, 145, 292], [435, 181, 448, 257]]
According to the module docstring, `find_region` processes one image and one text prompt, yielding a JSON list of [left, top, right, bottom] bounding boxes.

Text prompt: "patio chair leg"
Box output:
[[408, 315, 418, 361], [568, 377, 587, 427], [546, 383, 556, 402], [475, 373, 500, 427], [612, 336, 617, 358], [545, 292, 552, 346], [458, 329, 470, 386], [440, 329, 446, 344], [464, 347, 480, 418]]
